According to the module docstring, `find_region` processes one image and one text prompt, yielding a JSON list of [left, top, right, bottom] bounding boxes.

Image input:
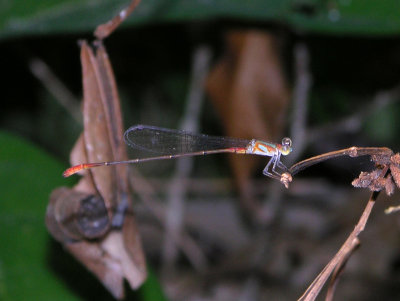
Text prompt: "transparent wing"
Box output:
[[124, 125, 250, 155]]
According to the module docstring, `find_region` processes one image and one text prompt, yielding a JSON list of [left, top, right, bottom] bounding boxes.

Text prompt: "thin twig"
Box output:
[[288, 43, 312, 166], [29, 58, 82, 124], [162, 46, 212, 271], [325, 238, 360, 301], [298, 191, 379, 301], [129, 168, 208, 271], [289, 146, 393, 176]]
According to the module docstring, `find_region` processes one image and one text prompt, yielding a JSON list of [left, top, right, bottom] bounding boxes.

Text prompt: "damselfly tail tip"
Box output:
[[62, 163, 104, 177], [63, 164, 83, 177]]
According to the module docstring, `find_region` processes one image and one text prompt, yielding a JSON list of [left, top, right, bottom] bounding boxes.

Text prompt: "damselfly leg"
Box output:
[[262, 152, 288, 180]]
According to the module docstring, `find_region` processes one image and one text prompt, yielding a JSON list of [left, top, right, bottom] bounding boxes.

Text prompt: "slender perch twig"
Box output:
[[280, 143, 399, 300], [288, 146, 393, 177]]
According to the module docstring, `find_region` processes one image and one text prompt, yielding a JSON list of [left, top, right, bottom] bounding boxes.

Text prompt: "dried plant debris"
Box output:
[[351, 170, 392, 195], [352, 170, 381, 188], [47, 41, 146, 299], [390, 153, 400, 187], [384, 174, 395, 196], [385, 205, 400, 214], [352, 152, 400, 196]]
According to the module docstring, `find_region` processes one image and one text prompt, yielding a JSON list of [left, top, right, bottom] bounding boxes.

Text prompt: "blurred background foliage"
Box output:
[[2, 0, 400, 300], [2, 0, 400, 38]]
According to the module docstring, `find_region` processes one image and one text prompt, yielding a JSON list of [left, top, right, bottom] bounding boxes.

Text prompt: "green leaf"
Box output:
[[288, 0, 400, 35], [136, 268, 168, 301], [0, 131, 167, 300], [363, 102, 400, 143], [0, 0, 128, 39], [0, 131, 78, 300], [1, 0, 400, 39]]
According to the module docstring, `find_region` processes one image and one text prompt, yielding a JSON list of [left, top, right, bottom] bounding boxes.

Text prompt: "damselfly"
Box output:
[[63, 125, 292, 180]]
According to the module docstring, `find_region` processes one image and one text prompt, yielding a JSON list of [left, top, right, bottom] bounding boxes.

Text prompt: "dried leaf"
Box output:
[[391, 152, 400, 165], [385, 205, 400, 214], [385, 174, 395, 196], [47, 187, 109, 241], [352, 167, 394, 196], [81, 41, 118, 217], [94, 0, 141, 40], [47, 41, 146, 299], [206, 30, 290, 216], [390, 163, 400, 188], [66, 241, 126, 298], [352, 170, 380, 188], [371, 154, 392, 165]]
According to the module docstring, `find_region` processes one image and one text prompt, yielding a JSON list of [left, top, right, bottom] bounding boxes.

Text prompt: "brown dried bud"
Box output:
[[385, 175, 395, 196], [371, 154, 391, 165], [391, 153, 400, 165], [352, 169, 393, 194], [390, 163, 400, 188], [369, 176, 386, 192], [352, 170, 380, 188]]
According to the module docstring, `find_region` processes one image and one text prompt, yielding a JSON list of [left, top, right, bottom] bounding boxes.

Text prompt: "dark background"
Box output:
[[1, 1, 400, 300]]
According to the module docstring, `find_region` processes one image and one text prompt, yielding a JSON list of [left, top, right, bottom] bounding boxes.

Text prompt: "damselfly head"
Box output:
[[280, 137, 292, 156]]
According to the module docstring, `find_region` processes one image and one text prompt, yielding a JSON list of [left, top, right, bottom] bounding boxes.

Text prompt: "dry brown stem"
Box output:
[[94, 0, 141, 40], [298, 191, 378, 301]]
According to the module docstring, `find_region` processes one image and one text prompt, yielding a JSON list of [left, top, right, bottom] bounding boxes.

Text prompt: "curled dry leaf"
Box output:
[[47, 41, 146, 299], [47, 187, 109, 242], [352, 170, 381, 189], [352, 169, 394, 196], [352, 151, 400, 195]]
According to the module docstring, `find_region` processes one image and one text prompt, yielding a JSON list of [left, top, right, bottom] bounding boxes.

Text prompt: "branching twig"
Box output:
[[325, 238, 360, 301], [298, 191, 379, 301], [288, 146, 393, 177], [278, 143, 400, 300]]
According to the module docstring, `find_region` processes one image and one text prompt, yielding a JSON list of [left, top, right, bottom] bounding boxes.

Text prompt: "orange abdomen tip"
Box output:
[[62, 163, 104, 177], [63, 164, 85, 177]]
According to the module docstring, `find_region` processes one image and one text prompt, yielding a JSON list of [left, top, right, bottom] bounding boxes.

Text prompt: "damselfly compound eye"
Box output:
[[282, 137, 292, 147], [280, 137, 292, 156]]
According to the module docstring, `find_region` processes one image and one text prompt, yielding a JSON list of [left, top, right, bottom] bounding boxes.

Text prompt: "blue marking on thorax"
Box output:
[[251, 141, 277, 156]]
